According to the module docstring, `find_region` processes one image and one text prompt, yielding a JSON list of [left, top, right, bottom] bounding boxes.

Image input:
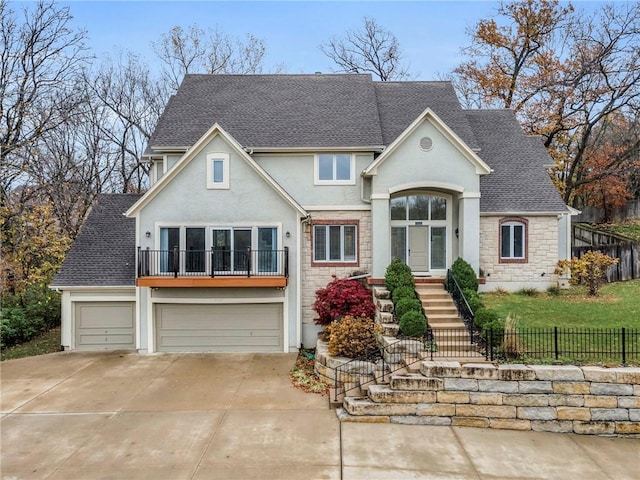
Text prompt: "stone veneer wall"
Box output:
[[301, 210, 372, 330], [479, 215, 559, 290], [342, 362, 640, 437]]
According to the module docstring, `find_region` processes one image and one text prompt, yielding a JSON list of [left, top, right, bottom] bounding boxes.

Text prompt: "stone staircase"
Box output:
[[416, 283, 485, 359]]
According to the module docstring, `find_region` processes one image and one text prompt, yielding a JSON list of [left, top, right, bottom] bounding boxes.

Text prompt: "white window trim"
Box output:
[[313, 224, 358, 263], [314, 153, 356, 185], [206, 152, 229, 189]]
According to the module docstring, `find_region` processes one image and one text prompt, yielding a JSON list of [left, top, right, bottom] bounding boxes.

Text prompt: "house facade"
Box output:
[[52, 74, 571, 353]]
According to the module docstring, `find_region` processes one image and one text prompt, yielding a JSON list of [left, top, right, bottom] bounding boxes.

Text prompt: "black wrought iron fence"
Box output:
[[486, 326, 640, 365], [319, 326, 639, 403]]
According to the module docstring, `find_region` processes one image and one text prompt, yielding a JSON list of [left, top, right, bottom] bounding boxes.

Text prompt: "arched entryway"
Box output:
[[390, 191, 452, 275]]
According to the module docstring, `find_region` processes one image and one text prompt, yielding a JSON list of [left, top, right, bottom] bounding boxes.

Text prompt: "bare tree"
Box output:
[[320, 17, 411, 81], [83, 52, 165, 193], [152, 24, 267, 92]]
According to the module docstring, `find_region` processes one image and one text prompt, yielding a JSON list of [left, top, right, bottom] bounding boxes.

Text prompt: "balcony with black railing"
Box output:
[[136, 247, 289, 287]]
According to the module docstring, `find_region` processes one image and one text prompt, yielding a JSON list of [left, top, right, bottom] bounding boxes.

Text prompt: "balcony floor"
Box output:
[[136, 276, 288, 288]]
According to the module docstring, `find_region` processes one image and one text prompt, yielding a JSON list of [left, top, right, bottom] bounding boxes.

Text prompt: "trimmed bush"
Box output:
[[392, 285, 416, 304], [451, 257, 478, 292], [327, 315, 383, 358], [474, 307, 503, 333], [384, 259, 415, 293], [399, 310, 427, 338], [462, 288, 484, 314], [394, 296, 422, 321], [313, 277, 376, 326]]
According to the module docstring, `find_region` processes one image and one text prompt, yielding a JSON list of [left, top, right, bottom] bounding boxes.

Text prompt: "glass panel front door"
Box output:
[[431, 227, 446, 270]]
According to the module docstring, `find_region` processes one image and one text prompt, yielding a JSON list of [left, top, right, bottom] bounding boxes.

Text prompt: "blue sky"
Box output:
[[58, 1, 607, 79]]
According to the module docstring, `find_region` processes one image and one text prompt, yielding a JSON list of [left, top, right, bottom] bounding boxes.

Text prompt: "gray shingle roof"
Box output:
[[147, 75, 482, 153], [51, 194, 141, 287], [374, 81, 479, 149], [465, 110, 568, 213], [147, 74, 385, 151]]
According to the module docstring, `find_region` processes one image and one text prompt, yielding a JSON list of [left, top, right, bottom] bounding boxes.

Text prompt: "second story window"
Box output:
[[315, 153, 355, 185], [206, 153, 229, 189]]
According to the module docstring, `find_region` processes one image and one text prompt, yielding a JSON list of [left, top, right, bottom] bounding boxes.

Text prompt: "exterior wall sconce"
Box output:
[[285, 231, 291, 238], [145, 231, 151, 238], [455, 228, 459, 238]]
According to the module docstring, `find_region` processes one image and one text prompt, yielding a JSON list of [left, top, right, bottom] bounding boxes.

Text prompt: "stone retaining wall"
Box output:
[[341, 361, 640, 437]]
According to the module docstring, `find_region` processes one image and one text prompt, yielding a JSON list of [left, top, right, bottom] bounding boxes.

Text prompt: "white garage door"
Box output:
[[155, 303, 283, 353], [75, 302, 135, 350]]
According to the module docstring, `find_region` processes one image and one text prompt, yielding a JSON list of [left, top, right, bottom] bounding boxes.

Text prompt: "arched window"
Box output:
[[499, 218, 528, 263]]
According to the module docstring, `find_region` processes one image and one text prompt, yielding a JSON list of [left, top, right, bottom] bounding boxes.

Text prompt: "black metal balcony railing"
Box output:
[[137, 247, 289, 278]]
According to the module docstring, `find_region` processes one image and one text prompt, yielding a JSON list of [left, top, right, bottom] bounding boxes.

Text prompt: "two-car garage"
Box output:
[[154, 303, 283, 352]]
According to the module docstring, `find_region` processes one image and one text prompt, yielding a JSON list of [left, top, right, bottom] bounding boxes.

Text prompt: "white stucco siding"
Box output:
[[371, 120, 480, 194], [479, 215, 560, 291], [255, 153, 373, 207], [136, 134, 302, 352], [300, 209, 372, 347]]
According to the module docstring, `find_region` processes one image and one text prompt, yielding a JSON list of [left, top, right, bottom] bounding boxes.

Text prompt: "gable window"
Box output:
[[315, 153, 355, 185], [500, 218, 528, 263], [206, 153, 229, 189], [312, 222, 358, 264]]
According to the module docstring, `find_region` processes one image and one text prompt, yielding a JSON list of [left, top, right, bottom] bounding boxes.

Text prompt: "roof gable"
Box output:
[[128, 123, 307, 217], [363, 108, 492, 176]]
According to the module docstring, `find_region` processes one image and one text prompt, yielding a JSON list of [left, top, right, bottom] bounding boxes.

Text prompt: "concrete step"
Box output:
[[344, 396, 419, 416], [423, 306, 458, 315], [380, 323, 400, 336], [434, 342, 481, 353], [402, 355, 422, 373], [428, 314, 463, 323], [428, 322, 465, 329], [367, 384, 437, 404]]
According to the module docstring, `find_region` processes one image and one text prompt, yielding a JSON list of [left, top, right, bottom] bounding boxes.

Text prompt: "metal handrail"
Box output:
[[137, 247, 289, 278]]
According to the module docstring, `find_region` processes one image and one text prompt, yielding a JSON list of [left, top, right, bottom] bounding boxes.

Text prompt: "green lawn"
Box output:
[[481, 281, 640, 365], [482, 280, 640, 329], [1, 327, 61, 361]]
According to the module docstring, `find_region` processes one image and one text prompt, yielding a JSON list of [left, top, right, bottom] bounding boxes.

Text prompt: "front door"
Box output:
[[408, 226, 429, 271]]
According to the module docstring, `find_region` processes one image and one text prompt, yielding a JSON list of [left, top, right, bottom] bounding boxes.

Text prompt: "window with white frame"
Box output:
[[500, 219, 527, 262], [206, 153, 229, 189], [313, 224, 357, 263], [315, 153, 355, 184]]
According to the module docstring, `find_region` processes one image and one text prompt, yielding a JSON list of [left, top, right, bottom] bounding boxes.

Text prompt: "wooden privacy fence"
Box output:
[[571, 224, 639, 281]]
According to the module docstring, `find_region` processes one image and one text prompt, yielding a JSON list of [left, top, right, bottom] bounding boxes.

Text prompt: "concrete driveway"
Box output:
[[2, 352, 639, 480]]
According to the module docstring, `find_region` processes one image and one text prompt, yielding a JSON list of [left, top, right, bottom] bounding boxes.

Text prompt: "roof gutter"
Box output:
[[243, 146, 386, 154]]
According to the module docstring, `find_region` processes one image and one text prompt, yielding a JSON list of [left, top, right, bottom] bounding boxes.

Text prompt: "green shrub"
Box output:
[[399, 310, 427, 338], [327, 315, 383, 358], [451, 257, 478, 292], [384, 259, 415, 293], [474, 307, 499, 329], [394, 296, 422, 321], [0, 307, 46, 349], [392, 285, 416, 304], [462, 288, 484, 314], [22, 285, 61, 329]]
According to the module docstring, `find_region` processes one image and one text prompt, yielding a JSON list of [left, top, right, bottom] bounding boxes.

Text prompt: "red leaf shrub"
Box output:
[[313, 277, 376, 326]]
